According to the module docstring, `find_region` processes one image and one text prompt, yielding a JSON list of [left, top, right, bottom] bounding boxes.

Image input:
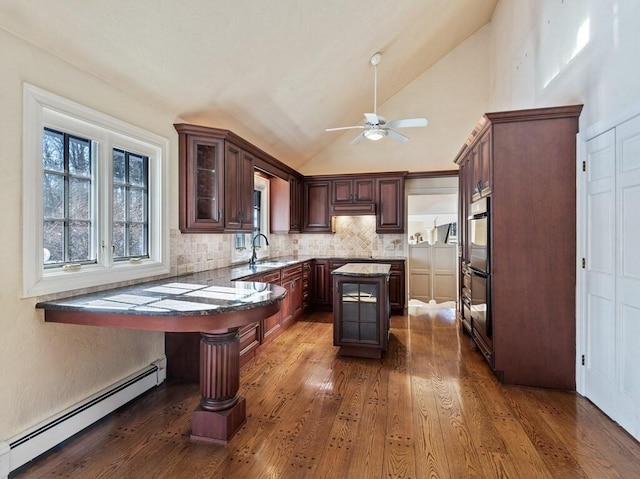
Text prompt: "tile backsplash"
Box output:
[[170, 216, 405, 275]]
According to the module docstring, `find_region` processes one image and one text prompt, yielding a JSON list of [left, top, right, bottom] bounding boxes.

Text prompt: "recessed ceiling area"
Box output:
[[0, 0, 497, 170]]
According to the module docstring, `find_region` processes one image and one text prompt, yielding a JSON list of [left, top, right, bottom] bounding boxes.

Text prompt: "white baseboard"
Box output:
[[2, 356, 166, 478]]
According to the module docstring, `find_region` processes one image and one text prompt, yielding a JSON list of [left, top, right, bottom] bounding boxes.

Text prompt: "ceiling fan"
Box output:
[[325, 52, 428, 144]]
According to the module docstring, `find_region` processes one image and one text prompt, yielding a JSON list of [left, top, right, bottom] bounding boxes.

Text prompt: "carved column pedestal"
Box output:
[[191, 329, 246, 444]]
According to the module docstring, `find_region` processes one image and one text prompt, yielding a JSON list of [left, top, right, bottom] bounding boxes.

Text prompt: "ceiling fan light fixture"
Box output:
[[364, 128, 387, 141]]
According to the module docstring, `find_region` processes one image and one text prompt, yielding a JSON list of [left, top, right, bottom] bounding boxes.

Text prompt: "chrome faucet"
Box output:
[[249, 233, 269, 266]]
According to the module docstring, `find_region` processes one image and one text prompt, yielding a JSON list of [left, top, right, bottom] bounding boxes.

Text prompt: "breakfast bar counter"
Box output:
[[36, 270, 287, 444]]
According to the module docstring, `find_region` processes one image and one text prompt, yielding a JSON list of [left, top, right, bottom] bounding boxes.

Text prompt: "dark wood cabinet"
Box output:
[[289, 175, 302, 233], [454, 105, 583, 390], [388, 261, 405, 313], [311, 258, 404, 314], [176, 131, 225, 233], [224, 143, 254, 232], [302, 179, 332, 232], [280, 264, 303, 327], [332, 265, 390, 358], [375, 176, 405, 233], [313, 260, 331, 307], [332, 178, 374, 204], [175, 123, 254, 233], [301, 261, 312, 311]]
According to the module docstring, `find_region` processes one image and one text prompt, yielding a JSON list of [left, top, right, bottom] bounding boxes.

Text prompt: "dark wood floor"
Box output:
[[13, 308, 640, 478]]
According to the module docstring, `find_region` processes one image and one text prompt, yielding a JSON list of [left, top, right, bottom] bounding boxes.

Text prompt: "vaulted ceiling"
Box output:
[[0, 0, 497, 170]]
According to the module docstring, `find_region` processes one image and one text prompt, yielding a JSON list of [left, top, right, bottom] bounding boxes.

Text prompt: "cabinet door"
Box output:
[[354, 178, 374, 202], [375, 177, 405, 233], [179, 134, 225, 232], [471, 129, 492, 201], [303, 180, 332, 232], [332, 178, 374, 204], [224, 143, 254, 231], [388, 261, 405, 313], [313, 260, 330, 306], [479, 130, 492, 196], [289, 175, 302, 232]]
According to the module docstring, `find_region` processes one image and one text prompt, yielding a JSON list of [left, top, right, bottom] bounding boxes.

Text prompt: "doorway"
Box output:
[[405, 177, 458, 309]]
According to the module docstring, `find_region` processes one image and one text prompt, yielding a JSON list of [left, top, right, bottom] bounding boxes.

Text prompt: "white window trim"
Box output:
[[22, 83, 169, 297]]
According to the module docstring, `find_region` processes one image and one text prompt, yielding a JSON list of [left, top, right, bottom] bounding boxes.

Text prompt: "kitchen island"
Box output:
[[331, 263, 391, 358], [36, 271, 286, 444]]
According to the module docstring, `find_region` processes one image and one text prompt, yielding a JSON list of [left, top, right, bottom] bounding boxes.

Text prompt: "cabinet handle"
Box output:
[[477, 181, 482, 195], [219, 209, 223, 221]]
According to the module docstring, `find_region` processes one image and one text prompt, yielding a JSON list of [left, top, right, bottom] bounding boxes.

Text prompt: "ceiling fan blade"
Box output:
[[325, 125, 366, 132], [387, 129, 409, 142], [386, 117, 428, 129], [364, 112, 381, 126], [351, 132, 366, 145]]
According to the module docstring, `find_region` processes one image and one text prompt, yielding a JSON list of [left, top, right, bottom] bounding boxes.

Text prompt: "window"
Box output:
[[23, 84, 169, 297], [231, 174, 269, 263]]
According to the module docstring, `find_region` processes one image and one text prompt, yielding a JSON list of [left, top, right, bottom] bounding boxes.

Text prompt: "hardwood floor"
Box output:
[[12, 308, 640, 478]]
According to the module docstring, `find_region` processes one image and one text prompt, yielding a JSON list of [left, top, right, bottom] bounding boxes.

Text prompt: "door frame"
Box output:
[[576, 100, 640, 396]]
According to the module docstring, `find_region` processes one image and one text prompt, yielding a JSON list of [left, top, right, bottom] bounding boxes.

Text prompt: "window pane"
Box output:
[[43, 221, 64, 263], [43, 129, 64, 172], [113, 223, 125, 258], [128, 224, 146, 256], [129, 188, 145, 222], [68, 136, 91, 176], [129, 154, 145, 186], [69, 178, 91, 220], [68, 220, 91, 261], [113, 149, 126, 183], [113, 185, 126, 222], [43, 173, 64, 218]]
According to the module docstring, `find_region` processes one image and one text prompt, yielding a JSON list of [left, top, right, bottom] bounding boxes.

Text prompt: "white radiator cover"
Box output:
[[0, 356, 166, 478]]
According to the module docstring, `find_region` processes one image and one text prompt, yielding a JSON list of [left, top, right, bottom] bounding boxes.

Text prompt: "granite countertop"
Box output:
[[36, 254, 404, 316], [36, 269, 286, 317], [331, 263, 392, 277]]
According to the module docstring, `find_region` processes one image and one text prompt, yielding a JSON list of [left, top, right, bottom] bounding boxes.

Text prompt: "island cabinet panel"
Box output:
[[302, 180, 332, 232], [332, 264, 391, 359], [454, 104, 583, 390]]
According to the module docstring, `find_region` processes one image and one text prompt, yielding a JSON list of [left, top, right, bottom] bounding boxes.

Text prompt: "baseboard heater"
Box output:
[[0, 356, 166, 478]]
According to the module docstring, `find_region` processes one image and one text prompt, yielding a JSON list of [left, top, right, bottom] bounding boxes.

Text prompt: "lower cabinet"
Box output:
[[332, 272, 390, 358], [311, 259, 405, 314]]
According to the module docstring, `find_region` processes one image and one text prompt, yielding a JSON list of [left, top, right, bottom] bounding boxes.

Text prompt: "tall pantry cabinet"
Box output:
[[455, 105, 583, 390]]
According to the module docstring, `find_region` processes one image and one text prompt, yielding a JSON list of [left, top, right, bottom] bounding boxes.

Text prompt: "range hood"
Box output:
[[330, 202, 376, 216]]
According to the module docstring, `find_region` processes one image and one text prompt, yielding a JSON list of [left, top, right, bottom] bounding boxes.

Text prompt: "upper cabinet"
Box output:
[[302, 173, 406, 234], [375, 176, 405, 233], [175, 123, 254, 233], [302, 179, 332, 233], [223, 142, 254, 232], [289, 175, 302, 233], [331, 177, 376, 216]]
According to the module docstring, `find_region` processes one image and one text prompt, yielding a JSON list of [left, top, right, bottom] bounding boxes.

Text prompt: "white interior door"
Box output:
[[614, 115, 640, 439], [584, 129, 617, 415], [583, 114, 640, 442]]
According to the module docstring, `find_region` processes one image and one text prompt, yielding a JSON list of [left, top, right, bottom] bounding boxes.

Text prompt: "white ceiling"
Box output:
[[0, 0, 497, 170]]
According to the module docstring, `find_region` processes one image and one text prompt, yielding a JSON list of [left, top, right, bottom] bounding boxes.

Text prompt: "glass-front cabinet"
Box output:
[[332, 263, 391, 358]]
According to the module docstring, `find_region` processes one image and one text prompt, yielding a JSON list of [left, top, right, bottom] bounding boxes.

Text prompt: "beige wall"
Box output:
[[0, 29, 176, 438]]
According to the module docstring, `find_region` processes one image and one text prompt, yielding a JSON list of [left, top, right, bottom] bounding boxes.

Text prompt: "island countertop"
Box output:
[[331, 263, 392, 277]]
